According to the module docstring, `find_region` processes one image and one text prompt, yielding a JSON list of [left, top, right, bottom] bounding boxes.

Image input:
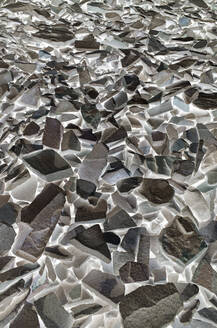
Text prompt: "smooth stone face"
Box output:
[[69, 224, 111, 263], [23, 149, 73, 182], [0, 202, 19, 225], [35, 293, 73, 328], [161, 216, 207, 264], [0, 256, 14, 271], [20, 86, 40, 107], [119, 262, 149, 283], [76, 179, 96, 199], [139, 178, 174, 204], [78, 143, 108, 185], [61, 130, 81, 152], [199, 307, 217, 324], [103, 206, 136, 231], [42, 117, 63, 149], [103, 232, 120, 245], [10, 302, 40, 328], [81, 103, 101, 129], [83, 270, 125, 303], [0, 223, 16, 252]]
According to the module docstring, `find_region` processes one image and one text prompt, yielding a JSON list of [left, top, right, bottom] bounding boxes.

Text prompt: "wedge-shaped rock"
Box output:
[[119, 262, 149, 283], [104, 206, 136, 231], [78, 143, 108, 185], [192, 258, 217, 295], [42, 117, 63, 149], [18, 184, 65, 261], [83, 270, 125, 304], [161, 216, 207, 264], [139, 178, 174, 204], [61, 130, 80, 152], [35, 292, 73, 328], [61, 224, 111, 263], [10, 302, 39, 328], [23, 149, 73, 182], [0, 263, 39, 282], [120, 283, 183, 328]]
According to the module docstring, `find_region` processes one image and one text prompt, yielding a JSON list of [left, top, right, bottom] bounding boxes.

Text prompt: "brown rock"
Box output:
[[139, 178, 174, 204], [10, 302, 40, 328], [42, 117, 63, 149], [119, 261, 149, 283]]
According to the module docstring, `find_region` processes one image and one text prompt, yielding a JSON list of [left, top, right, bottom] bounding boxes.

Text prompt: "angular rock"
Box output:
[[139, 179, 174, 204], [192, 258, 217, 294], [23, 122, 40, 136], [120, 283, 183, 328], [61, 130, 81, 152], [81, 103, 101, 129], [78, 143, 108, 185], [10, 302, 40, 328], [83, 270, 125, 303], [121, 227, 150, 264], [42, 117, 63, 149], [119, 262, 149, 283], [76, 179, 96, 199], [0, 223, 16, 253], [104, 206, 136, 231], [0, 263, 39, 282], [199, 307, 217, 324], [75, 198, 107, 222], [0, 256, 14, 271], [117, 177, 142, 193], [18, 183, 65, 261], [62, 224, 111, 263], [0, 202, 19, 225], [103, 232, 120, 245], [35, 292, 73, 328], [20, 86, 40, 107], [23, 149, 73, 182], [161, 216, 207, 264]]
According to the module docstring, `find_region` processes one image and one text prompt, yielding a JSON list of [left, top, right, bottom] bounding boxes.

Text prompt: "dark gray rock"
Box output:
[[61, 130, 81, 152], [198, 307, 217, 324], [76, 179, 96, 199], [71, 303, 102, 319], [104, 206, 136, 231], [35, 292, 73, 328], [23, 149, 73, 182], [0, 202, 19, 225], [0, 223, 16, 253], [83, 270, 125, 303], [121, 227, 150, 264]]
